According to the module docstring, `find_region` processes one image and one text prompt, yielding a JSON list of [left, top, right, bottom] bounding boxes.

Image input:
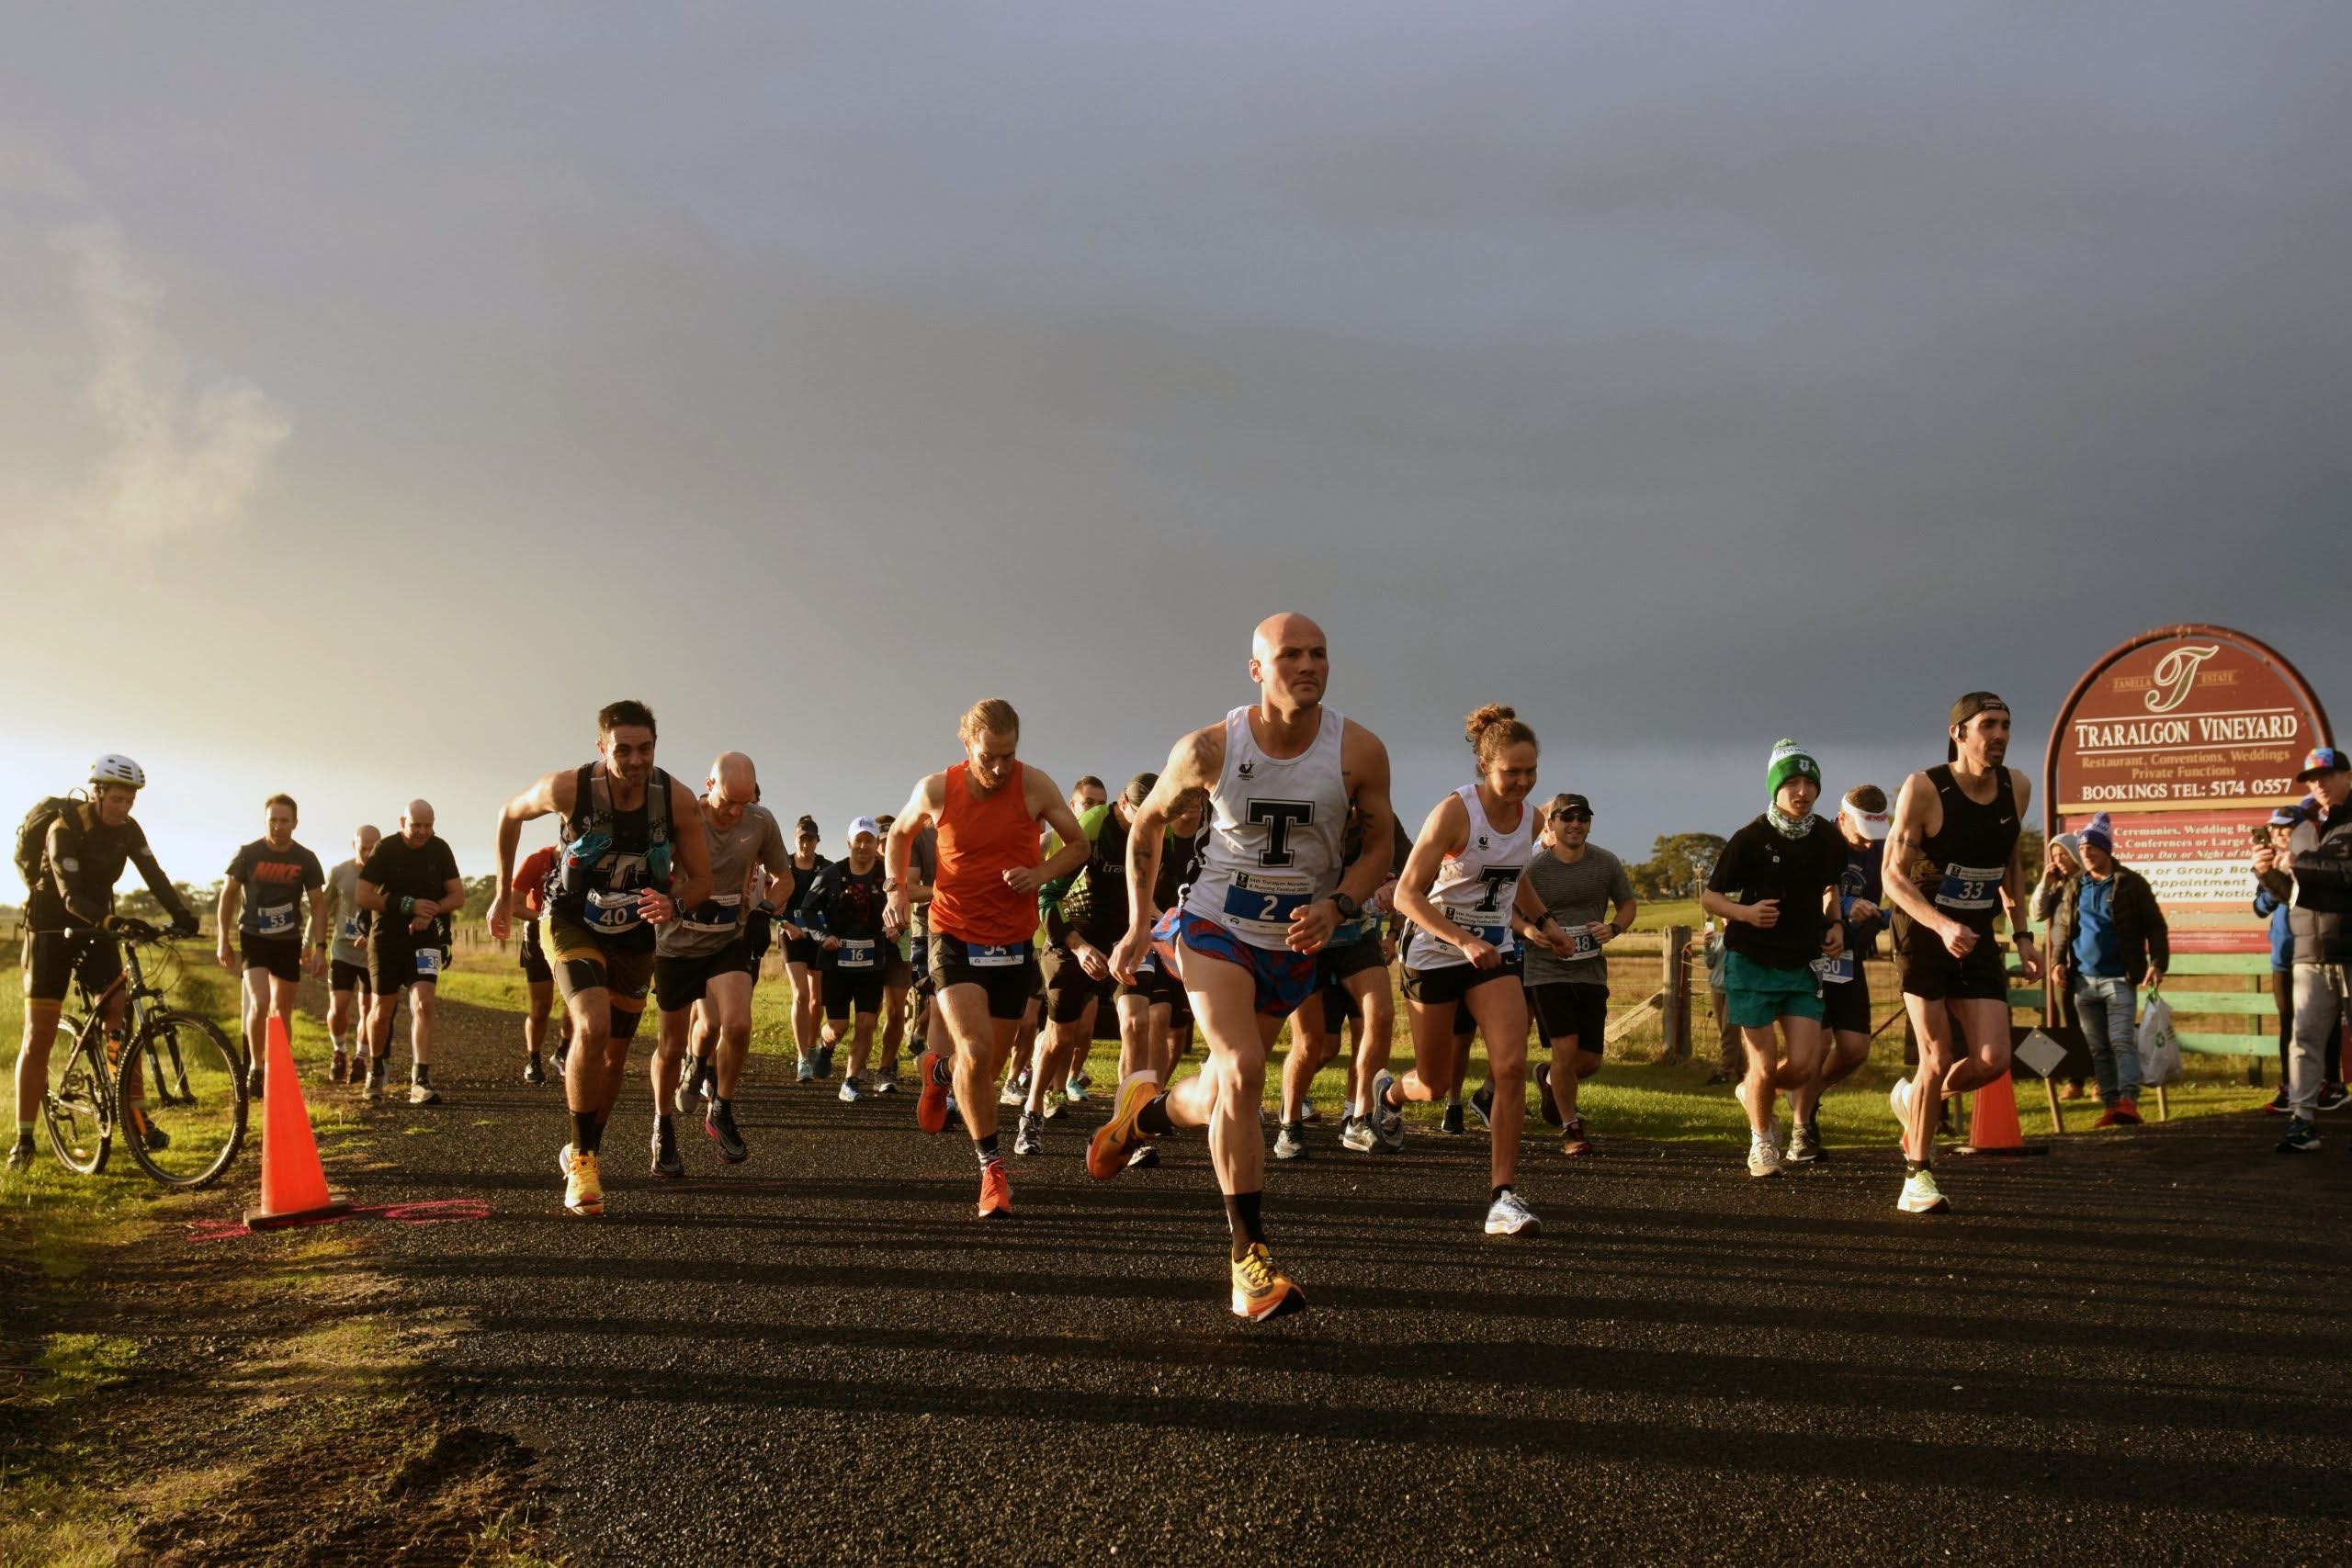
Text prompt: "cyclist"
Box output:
[[12, 755, 198, 1170], [217, 794, 329, 1098]]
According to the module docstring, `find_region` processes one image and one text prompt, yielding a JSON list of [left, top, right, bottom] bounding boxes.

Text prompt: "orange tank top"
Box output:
[[931, 761, 1042, 945]]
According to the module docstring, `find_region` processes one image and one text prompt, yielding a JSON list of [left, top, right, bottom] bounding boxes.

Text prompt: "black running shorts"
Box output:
[[1403, 956, 1521, 1009], [518, 919, 553, 985], [655, 939, 752, 1013], [21, 929, 121, 1005], [929, 931, 1039, 1021], [1525, 979, 1609, 1052], [240, 933, 305, 984], [1892, 911, 2009, 1002], [329, 957, 373, 996]]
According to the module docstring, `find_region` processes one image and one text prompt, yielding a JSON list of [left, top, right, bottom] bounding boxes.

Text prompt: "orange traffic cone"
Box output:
[[244, 1017, 353, 1229], [1956, 1071, 2045, 1157]]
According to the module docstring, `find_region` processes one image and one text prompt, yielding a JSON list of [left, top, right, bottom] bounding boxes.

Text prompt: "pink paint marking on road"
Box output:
[[186, 1197, 492, 1243]]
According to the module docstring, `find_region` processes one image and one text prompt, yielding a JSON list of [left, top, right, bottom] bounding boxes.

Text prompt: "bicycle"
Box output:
[[41, 918, 249, 1189]]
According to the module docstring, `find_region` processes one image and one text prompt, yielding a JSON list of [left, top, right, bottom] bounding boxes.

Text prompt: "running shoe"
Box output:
[[565, 1149, 605, 1217], [557, 1142, 576, 1179], [977, 1159, 1012, 1219], [1041, 1089, 1067, 1122], [127, 1108, 169, 1152], [1441, 1101, 1465, 1137], [1747, 1136, 1782, 1179], [6, 1136, 34, 1172], [1786, 1122, 1823, 1165], [1298, 1100, 1320, 1124], [246, 1062, 266, 1101], [1230, 1244, 1306, 1323], [1014, 1111, 1044, 1156], [2265, 1086, 2290, 1115], [1897, 1168, 1950, 1213], [999, 1071, 1029, 1110], [521, 1054, 544, 1087], [1484, 1189, 1541, 1236], [1340, 1114, 1376, 1154], [1536, 1060, 1562, 1127], [796, 1055, 815, 1083], [328, 1048, 350, 1086], [408, 1081, 441, 1107], [839, 1076, 866, 1104], [916, 1049, 954, 1134], [673, 1059, 700, 1117], [2319, 1083, 2349, 1114], [1889, 1076, 1912, 1127], [551, 1042, 570, 1075], [870, 1072, 898, 1096], [650, 1117, 684, 1179], [1273, 1122, 1307, 1161], [1371, 1071, 1406, 1152], [1087, 1073, 1160, 1179], [2113, 1098, 2143, 1126], [364, 1061, 388, 1103], [1064, 1073, 1090, 1104], [813, 1044, 834, 1081], [1560, 1117, 1593, 1158], [1125, 1143, 1160, 1170], [1468, 1080, 1494, 1131], [2276, 1119, 2322, 1155], [707, 1101, 748, 1164]]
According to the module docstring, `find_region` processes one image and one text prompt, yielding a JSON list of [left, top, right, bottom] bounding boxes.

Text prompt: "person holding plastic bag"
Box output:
[[2045, 814, 2170, 1127]]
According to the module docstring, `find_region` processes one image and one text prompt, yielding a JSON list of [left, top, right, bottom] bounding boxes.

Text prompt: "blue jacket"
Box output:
[[2254, 886, 2293, 972]]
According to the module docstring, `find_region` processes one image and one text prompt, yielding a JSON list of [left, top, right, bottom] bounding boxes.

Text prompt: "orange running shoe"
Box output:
[[916, 1049, 953, 1135], [1087, 1072, 1160, 1179], [977, 1159, 1012, 1219], [1230, 1243, 1306, 1323]]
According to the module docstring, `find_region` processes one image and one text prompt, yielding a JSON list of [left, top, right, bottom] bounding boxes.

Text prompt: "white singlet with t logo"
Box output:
[[1405, 784, 1532, 971], [1182, 705, 1350, 951]]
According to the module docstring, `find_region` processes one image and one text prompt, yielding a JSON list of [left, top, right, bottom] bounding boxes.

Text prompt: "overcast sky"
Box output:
[[3, 3, 2346, 887]]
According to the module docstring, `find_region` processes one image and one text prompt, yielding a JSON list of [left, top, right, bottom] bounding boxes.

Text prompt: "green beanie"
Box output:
[[1766, 739, 1820, 804]]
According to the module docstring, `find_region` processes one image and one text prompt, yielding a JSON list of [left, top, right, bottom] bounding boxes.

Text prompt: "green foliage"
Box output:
[[1629, 833, 1726, 899]]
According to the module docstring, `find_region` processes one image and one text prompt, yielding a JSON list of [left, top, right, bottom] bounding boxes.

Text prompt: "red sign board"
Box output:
[[2045, 625, 2330, 952]]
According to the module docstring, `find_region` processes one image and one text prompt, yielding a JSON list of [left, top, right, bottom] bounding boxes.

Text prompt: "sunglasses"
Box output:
[[1550, 810, 1592, 823]]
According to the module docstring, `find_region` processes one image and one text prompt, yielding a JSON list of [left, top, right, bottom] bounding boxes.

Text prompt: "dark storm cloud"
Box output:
[[3, 2, 2345, 865]]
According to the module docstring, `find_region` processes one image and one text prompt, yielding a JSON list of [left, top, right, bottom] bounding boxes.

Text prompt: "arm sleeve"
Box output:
[[46, 817, 98, 927]]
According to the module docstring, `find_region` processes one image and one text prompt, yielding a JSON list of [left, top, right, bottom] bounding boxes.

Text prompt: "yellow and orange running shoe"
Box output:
[[1087, 1072, 1160, 1179], [977, 1159, 1012, 1219], [1230, 1243, 1306, 1323], [916, 1049, 953, 1135], [564, 1149, 604, 1217]]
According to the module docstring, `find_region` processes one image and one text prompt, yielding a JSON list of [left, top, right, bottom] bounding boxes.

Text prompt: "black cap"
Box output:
[[1546, 793, 1594, 818]]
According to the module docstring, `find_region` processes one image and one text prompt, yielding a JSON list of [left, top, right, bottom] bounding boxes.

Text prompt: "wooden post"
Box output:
[[1661, 926, 1691, 1062]]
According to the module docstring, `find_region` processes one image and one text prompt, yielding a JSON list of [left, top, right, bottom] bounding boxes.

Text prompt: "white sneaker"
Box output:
[[796, 1055, 815, 1084], [1484, 1189, 1541, 1236], [838, 1076, 866, 1104], [1747, 1137, 1782, 1179], [998, 1074, 1028, 1109], [1889, 1076, 1913, 1125], [408, 1081, 441, 1106], [1898, 1168, 1950, 1213]]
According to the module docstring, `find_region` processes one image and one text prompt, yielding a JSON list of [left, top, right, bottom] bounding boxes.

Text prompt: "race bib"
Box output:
[[1135, 952, 1159, 976], [338, 913, 365, 943], [967, 942, 1028, 968], [1813, 953, 1857, 985], [253, 905, 298, 938], [679, 892, 741, 934], [1222, 870, 1313, 928], [414, 947, 442, 977], [1564, 926, 1600, 961], [1441, 903, 1510, 949], [1933, 863, 2004, 914], [582, 887, 642, 933], [835, 937, 878, 969]]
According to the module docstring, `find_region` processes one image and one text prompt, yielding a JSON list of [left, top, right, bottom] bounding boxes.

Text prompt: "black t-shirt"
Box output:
[[1708, 815, 1847, 969], [798, 860, 888, 949], [225, 840, 326, 941], [360, 835, 461, 949]]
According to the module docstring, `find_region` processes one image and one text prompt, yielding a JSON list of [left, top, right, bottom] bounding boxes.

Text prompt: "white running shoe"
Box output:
[[1889, 1076, 1913, 1125], [1898, 1168, 1951, 1213], [1484, 1189, 1541, 1236], [1747, 1136, 1782, 1179]]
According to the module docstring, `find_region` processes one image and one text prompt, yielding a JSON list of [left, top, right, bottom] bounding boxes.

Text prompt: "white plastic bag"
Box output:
[[2138, 990, 2183, 1087]]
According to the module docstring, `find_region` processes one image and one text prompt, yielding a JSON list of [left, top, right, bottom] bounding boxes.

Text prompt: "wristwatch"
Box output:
[[1329, 891, 1361, 922]]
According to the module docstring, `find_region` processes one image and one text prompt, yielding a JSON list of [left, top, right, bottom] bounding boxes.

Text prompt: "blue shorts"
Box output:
[[1154, 908, 1319, 1019]]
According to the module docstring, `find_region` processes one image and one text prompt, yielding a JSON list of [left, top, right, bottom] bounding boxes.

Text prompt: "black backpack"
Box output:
[[15, 793, 85, 895]]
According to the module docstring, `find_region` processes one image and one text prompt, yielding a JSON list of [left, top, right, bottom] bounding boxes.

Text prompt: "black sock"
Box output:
[[1224, 1190, 1266, 1260], [412, 1063, 430, 1085], [976, 1133, 1000, 1168], [714, 1096, 730, 1116], [1905, 1157, 1927, 1176], [574, 1110, 602, 1155], [1491, 1184, 1511, 1201], [1136, 1092, 1175, 1137]]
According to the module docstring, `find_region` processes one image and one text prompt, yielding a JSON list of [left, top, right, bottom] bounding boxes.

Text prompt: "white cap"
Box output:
[[846, 816, 881, 842], [1839, 799, 1892, 841]]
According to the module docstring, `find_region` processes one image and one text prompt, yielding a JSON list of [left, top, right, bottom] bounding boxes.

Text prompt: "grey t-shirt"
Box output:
[[1519, 844, 1634, 987], [661, 804, 794, 958], [325, 859, 372, 966]]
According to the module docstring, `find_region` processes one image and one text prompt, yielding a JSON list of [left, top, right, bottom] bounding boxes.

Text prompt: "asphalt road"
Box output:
[[308, 990, 2352, 1565]]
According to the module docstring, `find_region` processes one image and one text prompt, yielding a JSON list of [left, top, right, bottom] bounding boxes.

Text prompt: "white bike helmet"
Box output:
[[89, 753, 146, 790]]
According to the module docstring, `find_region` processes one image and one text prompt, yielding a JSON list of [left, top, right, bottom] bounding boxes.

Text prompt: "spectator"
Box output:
[[2251, 807, 2336, 1112], [1693, 921, 1740, 1085], [2256, 749, 2352, 1154], [2035, 832, 2089, 1100], [2046, 813, 2170, 1127]]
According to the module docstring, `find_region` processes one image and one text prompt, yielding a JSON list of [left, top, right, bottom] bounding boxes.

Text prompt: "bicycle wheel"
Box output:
[[117, 1009, 246, 1189], [42, 1017, 111, 1175]]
